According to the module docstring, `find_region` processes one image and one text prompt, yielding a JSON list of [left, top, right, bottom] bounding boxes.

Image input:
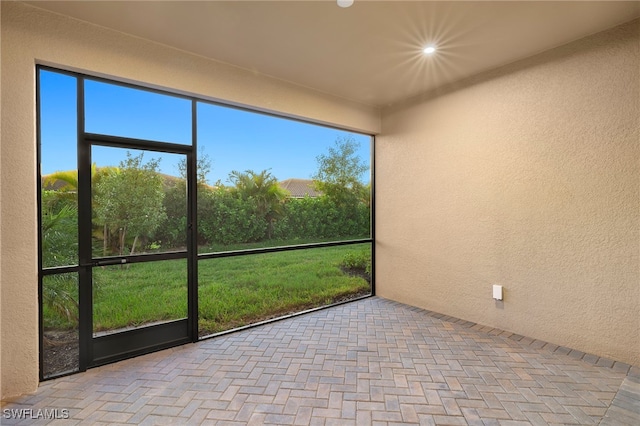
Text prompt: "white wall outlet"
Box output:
[[493, 284, 503, 301]]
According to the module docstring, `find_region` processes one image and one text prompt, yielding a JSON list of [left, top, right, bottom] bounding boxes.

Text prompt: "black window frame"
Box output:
[[37, 64, 376, 381]]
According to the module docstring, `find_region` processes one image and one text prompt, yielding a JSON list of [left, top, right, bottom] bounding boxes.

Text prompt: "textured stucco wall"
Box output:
[[0, 1, 380, 399], [0, 0, 3, 401], [377, 19, 639, 366]]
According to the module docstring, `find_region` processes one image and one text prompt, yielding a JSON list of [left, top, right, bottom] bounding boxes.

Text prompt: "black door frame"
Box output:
[[78, 135, 197, 369], [76, 76, 198, 369]]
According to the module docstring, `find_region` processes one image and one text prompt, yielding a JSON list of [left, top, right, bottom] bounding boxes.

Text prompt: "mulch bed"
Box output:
[[43, 330, 79, 378]]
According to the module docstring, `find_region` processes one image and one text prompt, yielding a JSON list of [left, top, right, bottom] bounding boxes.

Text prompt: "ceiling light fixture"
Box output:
[[423, 46, 437, 55], [337, 0, 354, 8]]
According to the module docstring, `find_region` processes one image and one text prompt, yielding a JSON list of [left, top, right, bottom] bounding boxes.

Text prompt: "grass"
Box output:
[[197, 244, 370, 335], [92, 259, 189, 332], [198, 235, 368, 254], [44, 243, 371, 335]]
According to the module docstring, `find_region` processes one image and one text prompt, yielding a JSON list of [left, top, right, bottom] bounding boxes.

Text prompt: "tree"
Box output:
[[228, 169, 289, 239], [158, 153, 213, 249], [43, 164, 117, 202], [312, 135, 369, 205], [94, 152, 167, 255], [43, 164, 120, 256], [177, 151, 213, 186]]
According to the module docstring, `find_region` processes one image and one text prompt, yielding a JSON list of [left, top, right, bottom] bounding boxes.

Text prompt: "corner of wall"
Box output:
[[376, 18, 639, 366]]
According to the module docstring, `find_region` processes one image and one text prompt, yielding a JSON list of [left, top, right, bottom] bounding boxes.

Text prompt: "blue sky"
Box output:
[[40, 70, 371, 185]]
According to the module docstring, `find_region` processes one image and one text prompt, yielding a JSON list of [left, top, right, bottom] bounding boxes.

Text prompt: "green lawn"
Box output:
[[197, 244, 370, 335], [198, 236, 368, 254], [44, 243, 371, 336]]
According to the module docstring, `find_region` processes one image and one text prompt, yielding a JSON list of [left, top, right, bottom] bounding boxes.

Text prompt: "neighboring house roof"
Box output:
[[279, 178, 321, 198]]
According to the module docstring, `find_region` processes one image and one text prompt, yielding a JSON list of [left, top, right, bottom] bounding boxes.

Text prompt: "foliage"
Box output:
[[93, 152, 167, 255], [42, 274, 78, 329], [340, 249, 372, 276], [41, 191, 78, 267], [228, 169, 289, 238], [155, 179, 188, 249], [43, 165, 119, 256], [43, 164, 118, 199], [43, 169, 78, 204], [177, 152, 213, 186], [41, 195, 79, 329], [312, 135, 369, 205], [272, 196, 370, 240], [41, 157, 373, 335], [41, 140, 372, 253], [198, 186, 267, 245]]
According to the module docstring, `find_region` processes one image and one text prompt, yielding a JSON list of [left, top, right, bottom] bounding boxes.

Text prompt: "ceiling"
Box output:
[[25, 1, 640, 107]]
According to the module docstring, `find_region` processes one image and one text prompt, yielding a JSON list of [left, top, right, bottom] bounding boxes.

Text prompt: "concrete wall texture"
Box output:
[[2, 0, 639, 399], [377, 19, 639, 367]]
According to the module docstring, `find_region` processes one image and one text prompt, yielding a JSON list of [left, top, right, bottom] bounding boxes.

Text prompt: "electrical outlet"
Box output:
[[493, 285, 503, 301]]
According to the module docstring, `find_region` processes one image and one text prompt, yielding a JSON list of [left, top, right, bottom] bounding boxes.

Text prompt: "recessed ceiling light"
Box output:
[[423, 46, 436, 55], [337, 0, 354, 8]]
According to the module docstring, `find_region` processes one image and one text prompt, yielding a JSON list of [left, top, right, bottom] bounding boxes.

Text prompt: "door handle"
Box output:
[[93, 258, 127, 266]]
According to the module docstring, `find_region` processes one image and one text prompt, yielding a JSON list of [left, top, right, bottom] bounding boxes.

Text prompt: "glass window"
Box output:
[[197, 103, 371, 253], [40, 70, 79, 268], [85, 79, 192, 144]]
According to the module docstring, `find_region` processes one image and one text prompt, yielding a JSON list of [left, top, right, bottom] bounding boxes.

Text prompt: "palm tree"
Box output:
[[43, 163, 118, 199], [43, 164, 120, 255], [228, 169, 289, 239]]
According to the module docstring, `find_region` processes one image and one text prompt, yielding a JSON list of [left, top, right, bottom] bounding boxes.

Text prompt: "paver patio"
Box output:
[[2, 297, 638, 425]]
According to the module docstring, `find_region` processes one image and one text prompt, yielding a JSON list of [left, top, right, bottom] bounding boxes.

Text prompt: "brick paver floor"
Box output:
[[2, 297, 638, 425]]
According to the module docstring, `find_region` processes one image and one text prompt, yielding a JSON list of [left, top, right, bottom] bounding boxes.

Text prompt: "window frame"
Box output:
[[37, 64, 376, 380]]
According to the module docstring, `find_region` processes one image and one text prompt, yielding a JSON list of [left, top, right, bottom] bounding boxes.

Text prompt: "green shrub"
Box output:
[[42, 274, 78, 330], [272, 196, 370, 241], [147, 182, 372, 249], [41, 191, 78, 268], [340, 250, 371, 276], [155, 181, 188, 249], [199, 188, 267, 245]]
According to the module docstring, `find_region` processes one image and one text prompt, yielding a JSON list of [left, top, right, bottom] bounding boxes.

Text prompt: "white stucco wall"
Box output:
[[0, 1, 380, 399], [377, 19, 639, 366]]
